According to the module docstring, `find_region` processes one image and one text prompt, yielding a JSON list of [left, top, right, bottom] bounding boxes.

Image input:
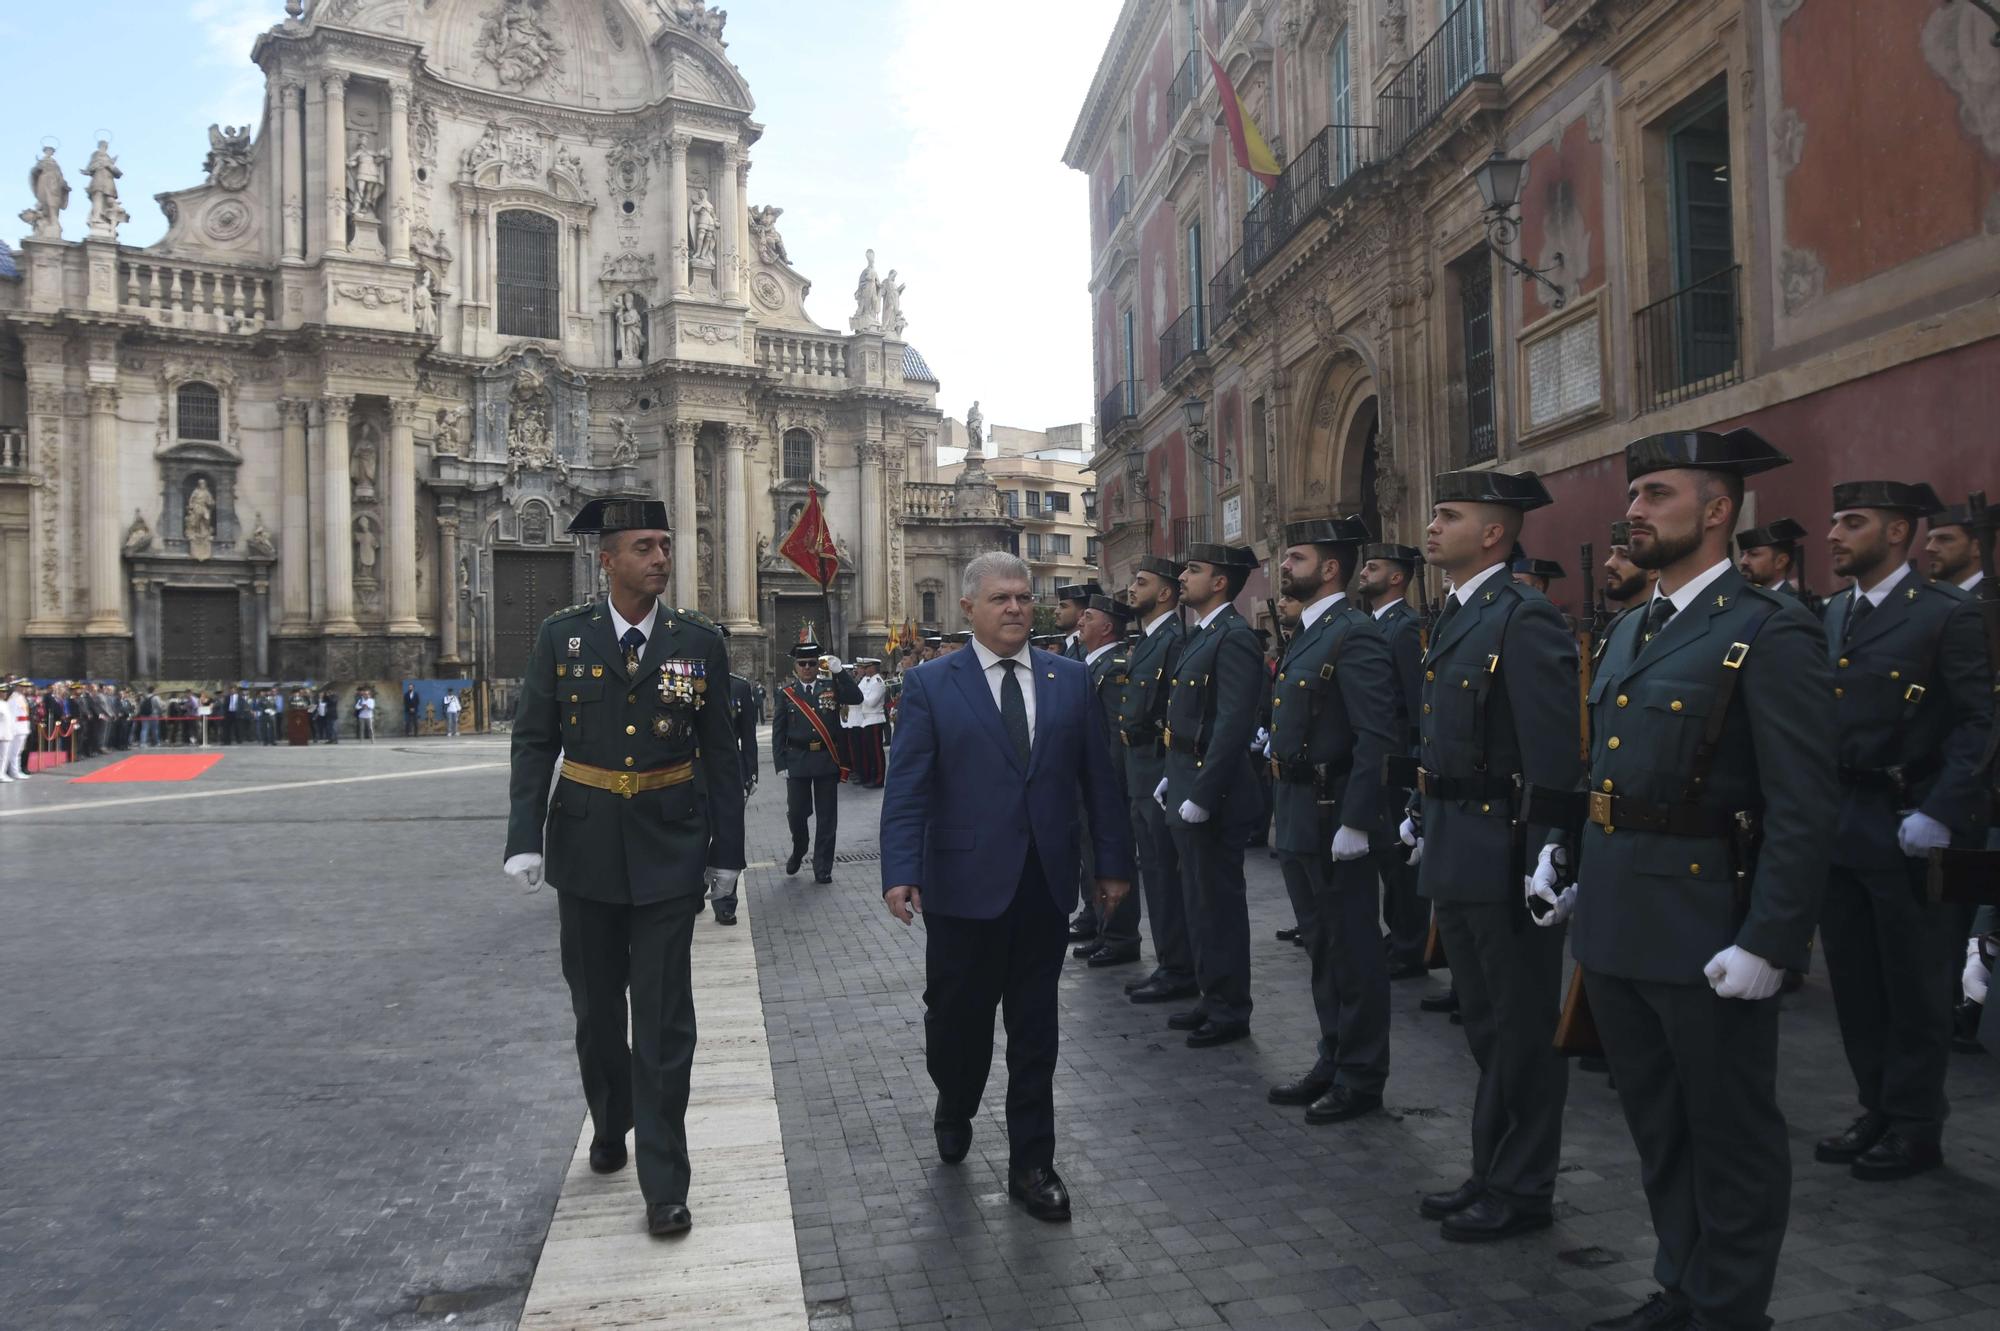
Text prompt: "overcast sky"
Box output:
[[1, 0, 1121, 434]]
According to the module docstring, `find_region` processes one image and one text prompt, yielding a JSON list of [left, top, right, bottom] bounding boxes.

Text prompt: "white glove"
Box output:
[[1897, 810, 1951, 858], [1252, 726, 1270, 752], [1178, 799, 1210, 825], [1398, 816, 1423, 866], [1261, 737, 1274, 759], [1153, 776, 1168, 809], [504, 852, 544, 892], [1525, 844, 1574, 926], [1703, 945, 1783, 1000], [1331, 826, 1370, 861], [705, 867, 740, 897], [1966, 937, 1990, 1005], [823, 656, 847, 673]]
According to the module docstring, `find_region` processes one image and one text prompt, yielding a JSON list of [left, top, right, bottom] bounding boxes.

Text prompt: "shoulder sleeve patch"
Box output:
[[674, 607, 723, 636]]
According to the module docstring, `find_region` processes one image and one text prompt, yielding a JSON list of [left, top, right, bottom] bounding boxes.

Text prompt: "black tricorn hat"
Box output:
[[1085, 594, 1135, 621], [790, 640, 825, 661], [1930, 501, 1998, 531], [1135, 554, 1185, 580], [1360, 541, 1422, 565], [1433, 469, 1554, 511], [1624, 429, 1790, 482], [1609, 520, 1633, 548], [1831, 481, 1944, 516], [1055, 581, 1103, 605], [1512, 556, 1566, 580], [1282, 514, 1373, 547], [1184, 542, 1259, 570], [567, 497, 671, 535], [1735, 517, 1808, 553]]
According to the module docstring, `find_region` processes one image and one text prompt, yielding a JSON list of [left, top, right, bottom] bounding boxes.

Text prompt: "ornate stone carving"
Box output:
[[21, 146, 69, 239], [659, 0, 729, 46], [1378, 0, 1409, 65], [185, 477, 217, 561], [123, 509, 154, 558], [606, 136, 650, 201], [246, 515, 277, 560], [614, 291, 648, 365], [414, 268, 440, 336], [475, 0, 567, 92], [852, 248, 882, 331], [1923, 4, 2000, 156], [204, 124, 255, 192], [433, 406, 468, 456], [1779, 247, 1825, 314], [749, 204, 789, 264], [503, 368, 566, 484], [346, 131, 389, 221], [353, 511, 381, 583], [1772, 108, 1807, 175], [689, 187, 718, 265], [334, 282, 408, 311], [549, 144, 587, 198], [880, 270, 907, 336], [82, 141, 129, 238], [351, 421, 380, 500], [680, 321, 737, 345], [609, 416, 640, 466]]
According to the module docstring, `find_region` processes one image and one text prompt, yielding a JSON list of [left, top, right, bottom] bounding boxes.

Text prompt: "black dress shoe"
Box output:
[[1387, 960, 1429, 981], [1123, 972, 1157, 994], [1291, 934, 1306, 948], [1781, 970, 1806, 995], [1585, 1291, 1691, 1331], [1068, 918, 1099, 942], [1267, 1073, 1333, 1106], [646, 1202, 693, 1236], [1007, 1164, 1071, 1222], [814, 872, 833, 884], [1087, 946, 1140, 968], [1128, 978, 1199, 1004], [1305, 1086, 1382, 1124], [1071, 940, 1101, 959], [1420, 988, 1459, 1014], [1166, 1008, 1208, 1031], [935, 1119, 971, 1165], [1186, 1020, 1250, 1048], [1850, 1130, 1942, 1181], [712, 910, 738, 926], [1814, 1111, 1889, 1164], [784, 849, 804, 875], [1275, 927, 1301, 942], [1417, 1178, 1482, 1220], [1439, 1194, 1553, 1243], [589, 1136, 628, 1174]]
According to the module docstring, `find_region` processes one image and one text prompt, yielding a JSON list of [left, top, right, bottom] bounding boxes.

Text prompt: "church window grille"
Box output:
[[497, 210, 561, 339], [177, 383, 222, 442]]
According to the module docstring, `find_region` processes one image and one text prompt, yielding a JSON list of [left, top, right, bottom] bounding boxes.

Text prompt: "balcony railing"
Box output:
[[1106, 175, 1134, 233], [1209, 246, 1246, 323], [119, 257, 273, 333], [1167, 50, 1202, 124], [1159, 304, 1208, 381], [757, 333, 848, 384], [1380, 0, 1493, 153], [1636, 265, 1743, 413], [1170, 515, 1213, 560], [1215, 0, 1249, 42], [1243, 124, 1381, 273], [0, 426, 26, 471], [1099, 380, 1139, 439]]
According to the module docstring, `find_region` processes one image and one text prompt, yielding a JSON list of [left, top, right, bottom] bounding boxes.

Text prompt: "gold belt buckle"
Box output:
[[1163, 726, 1173, 750], [614, 771, 636, 799], [1588, 790, 1613, 828]]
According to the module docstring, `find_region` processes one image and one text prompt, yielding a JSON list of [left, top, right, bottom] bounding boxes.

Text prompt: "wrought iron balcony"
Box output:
[[1209, 246, 1247, 325], [1168, 50, 1202, 125], [1243, 124, 1381, 274], [1380, 0, 1494, 153], [1099, 380, 1140, 440], [1106, 175, 1134, 234], [1636, 265, 1743, 413], [1159, 304, 1208, 381], [1170, 515, 1213, 561]]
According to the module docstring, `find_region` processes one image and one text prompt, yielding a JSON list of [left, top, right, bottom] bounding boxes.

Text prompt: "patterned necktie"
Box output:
[[1643, 596, 1676, 642], [1843, 590, 1873, 645], [998, 659, 1030, 768], [620, 626, 645, 676]]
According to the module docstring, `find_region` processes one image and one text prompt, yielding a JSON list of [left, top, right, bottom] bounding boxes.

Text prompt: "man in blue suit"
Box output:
[[881, 552, 1133, 1223]]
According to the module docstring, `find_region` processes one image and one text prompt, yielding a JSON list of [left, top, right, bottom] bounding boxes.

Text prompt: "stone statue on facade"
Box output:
[[881, 269, 907, 336], [185, 478, 216, 562], [964, 400, 984, 451], [609, 415, 640, 466], [476, 0, 567, 91], [658, 0, 728, 44], [246, 515, 277, 560], [350, 423, 380, 498], [503, 372, 566, 485], [346, 131, 388, 220], [688, 187, 718, 265], [414, 267, 439, 336], [615, 291, 646, 364], [123, 509, 153, 558], [433, 405, 467, 456], [22, 146, 69, 239], [749, 204, 789, 264], [83, 140, 129, 237], [463, 123, 506, 176], [204, 124, 255, 192], [851, 248, 881, 331], [353, 513, 380, 578]]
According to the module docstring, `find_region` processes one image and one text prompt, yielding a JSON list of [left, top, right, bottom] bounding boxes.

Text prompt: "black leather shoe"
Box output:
[[1275, 927, 1301, 942], [1166, 1009, 1208, 1031], [1420, 988, 1459, 1014], [1267, 1073, 1333, 1106], [1781, 970, 1806, 995], [1387, 960, 1428, 981], [784, 849, 804, 875], [1087, 946, 1140, 968], [1292, 934, 1306, 948], [935, 1119, 971, 1165], [646, 1202, 692, 1236], [1068, 918, 1098, 942], [1007, 1165, 1071, 1222], [712, 910, 738, 926], [589, 1136, 628, 1174], [1814, 1111, 1889, 1164], [1585, 1291, 1691, 1331], [814, 872, 833, 884], [1128, 978, 1199, 1004], [1305, 1086, 1382, 1124], [1850, 1130, 1942, 1181], [1439, 1194, 1552, 1243], [1417, 1179, 1482, 1220], [1072, 940, 1102, 960], [1186, 1020, 1250, 1048]]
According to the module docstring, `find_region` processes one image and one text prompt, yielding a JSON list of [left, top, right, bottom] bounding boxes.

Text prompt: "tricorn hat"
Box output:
[[1735, 517, 1808, 553], [1433, 469, 1554, 511], [1360, 541, 1421, 565], [566, 497, 671, 535], [1831, 480, 1944, 516], [1511, 556, 1567, 581], [1183, 542, 1260, 570], [1609, 520, 1633, 549], [1282, 514, 1373, 547], [1054, 581, 1103, 605], [1624, 429, 1789, 482], [1085, 594, 1134, 621], [1929, 501, 1997, 531], [1135, 554, 1185, 581]]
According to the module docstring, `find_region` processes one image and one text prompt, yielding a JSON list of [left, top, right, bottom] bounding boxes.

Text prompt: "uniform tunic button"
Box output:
[[1834, 687, 1845, 698], [1838, 657, 1849, 668], [1616, 695, 1628, 707], [627, 694, 637, 703], [624, 756, 635, 768], [1889, 670, 1901, 680], [1607, 737, 1621, 749], [1670, 700, 1684, 712], [1425, 670, 1435, 682], [1422, 703, 1431, 714], [1481, 803, 1491, 813], [569, 715, 578, 725], [1273, 698, 1282, 708], [1601, 779, 1613, 792], [1690, 863, 1701, 874], [625, 724, 637, 735], [569, 694, 579, 702]]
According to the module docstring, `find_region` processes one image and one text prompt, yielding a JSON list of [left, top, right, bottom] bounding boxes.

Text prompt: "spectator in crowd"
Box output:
[[356, 688, 377, 741], [137, 686, 159, 747], [0, 679, 19, 782], [443, 689, 462, 737], [5, 679, 29, 777], [256, 690, 278, 745], [403, 683, 420, 737]]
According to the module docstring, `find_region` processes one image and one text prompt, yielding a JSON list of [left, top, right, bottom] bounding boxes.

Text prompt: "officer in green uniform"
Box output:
[[1735, 517, 1823, 615], [1401, 471, 1580, 1242], [1816, 480, 1993, 1180], [1120, 557, 1196, 1003], [1263, 518, 1401, 1124], [503, 498, 746, 1238], [1558, 432, 1836, 1331], [1054, 581, 1100, 663], [772, 641, 863, 883], [1075, 594, 1142, 966], [1158, 543, 1266, 1047], [1355, 541, 1427, 979], [1603, 520, 1658, 612], [1510, 555, 1566, 595]]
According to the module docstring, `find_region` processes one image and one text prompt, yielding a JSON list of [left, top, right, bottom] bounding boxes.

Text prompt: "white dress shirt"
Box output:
[[1448, 561, 1509, 605], [1142, 606, 1178, 636], [1851, 559, 1913, 608], [1961, 570, 1985, 593], [969, 636, 1037, 743], [1299, 591, 1345, 631], [1195, 601, 1232, 630], [609, 598, 660, 649], [1649, 558, 1734, 616], [1373, 599, 1403, 620], [1084, 641, 1117, 666]]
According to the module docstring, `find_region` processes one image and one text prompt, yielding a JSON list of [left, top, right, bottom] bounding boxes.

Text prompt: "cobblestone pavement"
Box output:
[[0, 740, 584, 1330], [745, 781, 2000, 1331]]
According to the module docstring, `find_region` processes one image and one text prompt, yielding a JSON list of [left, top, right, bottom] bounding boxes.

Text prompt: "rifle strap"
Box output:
[[1680, 602, 1780, 803]]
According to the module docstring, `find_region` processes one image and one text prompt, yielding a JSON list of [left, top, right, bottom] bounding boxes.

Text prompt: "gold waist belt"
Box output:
[[561, 758, 694, 799]]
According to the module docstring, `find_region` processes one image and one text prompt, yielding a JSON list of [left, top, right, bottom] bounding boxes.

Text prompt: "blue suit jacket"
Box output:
[[880, 643, 1134, 919]]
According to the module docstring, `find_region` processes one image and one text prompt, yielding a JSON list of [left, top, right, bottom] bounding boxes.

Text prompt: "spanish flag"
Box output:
[[1206, 40, 1281, 189]]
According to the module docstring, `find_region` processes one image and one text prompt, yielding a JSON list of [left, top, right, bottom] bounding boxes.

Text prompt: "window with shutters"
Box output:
[[921, 590, 937, 622], [496, 210, 560, 339], [1454, 251, 1497, 463], [176, 383, 222, 442], [782, 428, 814, 480]]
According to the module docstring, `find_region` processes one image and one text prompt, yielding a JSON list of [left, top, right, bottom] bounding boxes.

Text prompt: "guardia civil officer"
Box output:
[[1075, 595, 1142, 967], [1157, 544, 1266, 1047], [1400, 470, 1580, 1241], [1119, 557, 1197, 1004], [1736, 517, 1822, 615], [707, 624, 760, 927], [1354, 541, 1427, 979], [1054, 581, 1101, 662], [772, 642, 864, 883], [503, 498, 746, 1238], [1816, 480, 1993, 1180], [1510, 555, 1566, 595], [1603, 521, 1658, 612], [1263, 518, 1401, 1123], [1558, 431, 1837, 1331], [1926, 501, 1989, 592]]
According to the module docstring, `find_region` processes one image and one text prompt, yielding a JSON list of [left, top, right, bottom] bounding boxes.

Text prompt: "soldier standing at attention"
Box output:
[[772, 642, 863, 884], [1401, 470, 1580, 1242], [1157, 543, 1266, 1048], [1074, 595, 1142, 968], [1736, 517, 1821, 614], [1120, 557, 1197, 1005], [1561, 431, 1836, 1331], [1815, 481, 1992, 1180], [503, 498, 746, 1238], [1054, 581, 1100, 662], [1263, 518, 1401, 1124], [1603, 521, 1658, 612], [1355, 541, 1428, 980], [1925, 502, 1989, 592]]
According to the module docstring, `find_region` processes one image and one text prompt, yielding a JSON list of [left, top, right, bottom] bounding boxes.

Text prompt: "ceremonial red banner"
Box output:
[[779, 487, 840, 589]]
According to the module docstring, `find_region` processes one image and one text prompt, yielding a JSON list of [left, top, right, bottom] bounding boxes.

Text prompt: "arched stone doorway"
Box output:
[[1291, 348, 1380, 527]]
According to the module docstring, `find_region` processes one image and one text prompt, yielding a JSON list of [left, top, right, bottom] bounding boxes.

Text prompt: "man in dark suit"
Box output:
[[1817, 480, 1993, 1181], [1119, 557, 1195, 1004], [1565, 430, 1838, 1331], [1158, 543, 1267, 1048], [403, 683, 420, 737], [1356, 540, 1428, 980], [880, 551, 1132, 1223], [503, 497, 746, 1238], [1403, 470, 1581, 1242], [771, 643, 862, 883]]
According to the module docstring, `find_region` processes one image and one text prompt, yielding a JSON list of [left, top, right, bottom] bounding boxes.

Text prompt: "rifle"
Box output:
[[1928, 489, 2000, 901], [1575, 542, 1595, 765], [1415, 562, 1437, 653], [1267, 596, 1291, 652]]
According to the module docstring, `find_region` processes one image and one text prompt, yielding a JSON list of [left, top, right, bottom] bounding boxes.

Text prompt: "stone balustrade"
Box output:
[[0, 426, 26, 470], [120, 257, 274, 332], [903, 482, 959, 521], [756, 333, 848, 385]]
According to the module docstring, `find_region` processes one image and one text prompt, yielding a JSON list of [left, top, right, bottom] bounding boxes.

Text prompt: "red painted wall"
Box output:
[[1517, 110, 1607, 322], [1138, 204, 1180, 388], [1132, 30, 1175, 184]]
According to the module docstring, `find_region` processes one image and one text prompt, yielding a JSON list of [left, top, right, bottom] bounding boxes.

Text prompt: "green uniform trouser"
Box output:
[[558, 891, 703, 1206]]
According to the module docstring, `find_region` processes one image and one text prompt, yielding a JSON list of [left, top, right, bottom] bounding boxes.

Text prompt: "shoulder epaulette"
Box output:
[[671, 606, 723, 635], [543, 601, 595, 627], [1736, 582, 1787, 610], [1919, 579, 1970, 604]]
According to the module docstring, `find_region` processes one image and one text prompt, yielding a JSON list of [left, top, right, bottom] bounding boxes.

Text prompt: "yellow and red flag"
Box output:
[[1205, 40, 1281, 189], [779, 486, 841, 589]]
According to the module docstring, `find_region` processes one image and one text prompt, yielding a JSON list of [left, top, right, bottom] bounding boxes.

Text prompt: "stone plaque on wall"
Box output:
[[1222, 493, 1243, 542], [1525, 311, 1601, 429]]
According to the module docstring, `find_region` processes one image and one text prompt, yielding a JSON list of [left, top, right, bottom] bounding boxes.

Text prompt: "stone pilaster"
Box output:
[[666, 134, 691, 297], [278, 399, 311, 631], [321, 395, 358, 633], [723, 424, 754, 627], [437, 510, 461, 667], [858, 435, 887, 635], [716, 144, 742, 301], [387, 83, 413, 264], [670, 419, 700, 608], [83, 383, 127, 636], [386, 399, 421, 633], [322, 71, 349, 257]]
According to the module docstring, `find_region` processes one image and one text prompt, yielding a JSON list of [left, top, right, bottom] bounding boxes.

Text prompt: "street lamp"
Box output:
[[1180, 394, 1208, 440], [1473, 151, 1567, 308], [1081, 486, 1098, 524]]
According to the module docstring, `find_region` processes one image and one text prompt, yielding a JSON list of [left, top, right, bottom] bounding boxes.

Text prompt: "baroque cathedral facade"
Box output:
[[0, 0, 1014, 691]]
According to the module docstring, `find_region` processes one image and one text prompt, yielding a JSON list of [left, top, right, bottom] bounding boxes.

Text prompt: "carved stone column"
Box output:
[[666, 134, 691, 297], [321, 395, 358, 633], [386, 399, 421, 633], [670, 419, 700, 608], [84, 383, 127, 635], [735, 154, 752, 291], [21, 337, 69, 634], [278, 398, 311, 631], [387, 82, 414, 263], [436, 510, 461, 667], [252, 579, 271, 676], [281, 79, 306, 260], [723, 423, 754, 627], [858, 435, 887, 635], [323, 71, 349, 257], [715, 144, 742, 300]]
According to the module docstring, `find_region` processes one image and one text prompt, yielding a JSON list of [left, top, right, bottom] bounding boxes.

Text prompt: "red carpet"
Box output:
[[71, 754, 224, 783]]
